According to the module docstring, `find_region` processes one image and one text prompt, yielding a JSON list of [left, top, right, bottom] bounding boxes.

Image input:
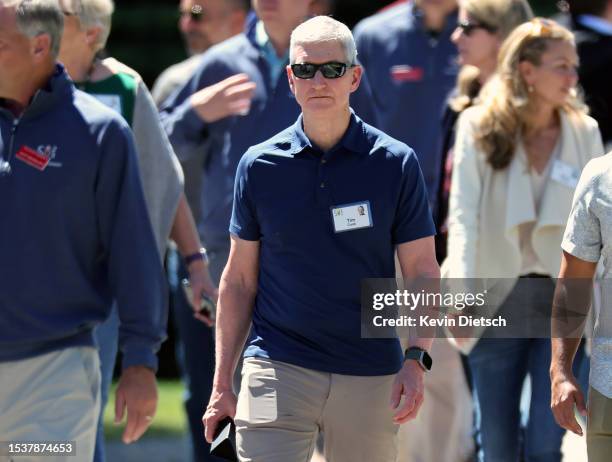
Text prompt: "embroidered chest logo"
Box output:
[[15, 144, 61, 171], [390, 65, 424, 83]]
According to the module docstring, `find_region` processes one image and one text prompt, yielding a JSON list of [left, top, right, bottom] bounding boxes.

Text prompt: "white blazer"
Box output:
[[442, 106, 604, 280], [440, 107, 603, 353]]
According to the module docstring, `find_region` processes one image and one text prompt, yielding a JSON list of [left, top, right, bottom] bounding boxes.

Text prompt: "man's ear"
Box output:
[[286, 65, 296, 95], [31, 33, 52, 61], [349, 65, 362, 93], [85, 26, 102, 49]]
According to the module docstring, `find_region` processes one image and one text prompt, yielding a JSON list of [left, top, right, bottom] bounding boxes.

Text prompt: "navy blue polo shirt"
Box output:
[[230, 111, 435, 376]]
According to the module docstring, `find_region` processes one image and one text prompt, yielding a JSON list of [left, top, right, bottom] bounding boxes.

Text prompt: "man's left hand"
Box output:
[[114, 366, 158, 444], [188, 259, 218, 326], [390, 360, 425, 424]]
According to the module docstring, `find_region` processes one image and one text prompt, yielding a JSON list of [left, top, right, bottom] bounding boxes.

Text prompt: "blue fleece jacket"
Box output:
[[160, 20, 376, 250], [0, 66, 167, 371]]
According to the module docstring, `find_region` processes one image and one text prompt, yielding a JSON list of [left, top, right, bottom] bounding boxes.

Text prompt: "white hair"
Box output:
[[10, 0, 64, 58], [289, 15, 357, 65], [73, 0, 114, 52]]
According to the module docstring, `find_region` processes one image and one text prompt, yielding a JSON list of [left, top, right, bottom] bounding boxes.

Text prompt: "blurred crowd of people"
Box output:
[[1, 0, 611, 462]]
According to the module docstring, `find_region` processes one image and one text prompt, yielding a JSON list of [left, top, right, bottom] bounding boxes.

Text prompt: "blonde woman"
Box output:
[[444, 18, 604, 461]]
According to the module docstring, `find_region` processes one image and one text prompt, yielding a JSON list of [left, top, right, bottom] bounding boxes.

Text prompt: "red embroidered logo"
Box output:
[[15, 145, 50, 171], [390, 65, 424, 83]]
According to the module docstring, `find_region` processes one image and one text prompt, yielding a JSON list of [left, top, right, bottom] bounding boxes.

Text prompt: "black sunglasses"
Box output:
[[291, 62, 354, 79], [457, 20, 497, 36], [179, 5, 204, 22]]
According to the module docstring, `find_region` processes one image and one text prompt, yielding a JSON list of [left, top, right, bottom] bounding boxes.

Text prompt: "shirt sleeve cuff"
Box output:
[[229, 225, 260, 241], [177, 99, 208, 133], [121, 344, 159, 372], [393, 228, 436, 246], [561, 240, 601, 263]]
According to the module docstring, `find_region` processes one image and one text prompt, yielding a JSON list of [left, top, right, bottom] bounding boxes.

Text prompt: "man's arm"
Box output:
[[95, 120, 167, 444], [160, 68, 256, 163], [391, 236, 440, 424], [550, 251, 597, 436], [203, 235, 260, 442], [169, 193, 218, 325]]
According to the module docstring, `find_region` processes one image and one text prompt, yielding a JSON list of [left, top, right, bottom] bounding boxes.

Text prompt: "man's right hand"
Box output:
[[190, 73, 256, 123], [203, 387, 237, 443], [550, 370, 587, 436]]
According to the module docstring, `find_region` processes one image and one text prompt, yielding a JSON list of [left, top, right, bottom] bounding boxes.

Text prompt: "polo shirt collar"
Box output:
[[288, 109, 366, 157]]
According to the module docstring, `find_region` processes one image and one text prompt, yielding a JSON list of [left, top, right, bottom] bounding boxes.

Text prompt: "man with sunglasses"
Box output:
[[160, 0, 374, 333], [202, 16, 438, 462], [0, 1, 166, 460]]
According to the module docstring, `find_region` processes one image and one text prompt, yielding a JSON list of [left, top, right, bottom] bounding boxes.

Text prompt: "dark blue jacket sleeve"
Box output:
[[160, 56, 232, 163], [95, 120, 168, 371]]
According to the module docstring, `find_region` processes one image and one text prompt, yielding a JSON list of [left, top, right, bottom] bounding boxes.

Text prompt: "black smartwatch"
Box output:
[[404, 347, 432, 372]]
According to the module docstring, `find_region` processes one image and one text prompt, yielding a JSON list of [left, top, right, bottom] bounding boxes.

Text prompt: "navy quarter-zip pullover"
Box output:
[[0, 66, 167, 371]]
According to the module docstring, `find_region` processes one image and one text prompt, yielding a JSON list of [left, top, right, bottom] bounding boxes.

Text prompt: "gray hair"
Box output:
[[72, 0, 114, 52], [13, 0, 63, 59], [289, 16, 357, 65]]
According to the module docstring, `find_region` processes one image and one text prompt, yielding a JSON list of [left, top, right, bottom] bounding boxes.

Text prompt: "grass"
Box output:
[[103, 379, 187, 441]]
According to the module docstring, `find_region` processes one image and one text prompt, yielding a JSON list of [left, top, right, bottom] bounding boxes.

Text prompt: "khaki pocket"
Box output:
[[76, 347, 101, 406], [236, 360, 278, 424]]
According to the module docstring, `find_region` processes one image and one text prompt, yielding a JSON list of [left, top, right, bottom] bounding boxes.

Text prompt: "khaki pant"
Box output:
[[588, 386, 612, 460], [0, 347, 101, 462], [235, 358, 399, 462]]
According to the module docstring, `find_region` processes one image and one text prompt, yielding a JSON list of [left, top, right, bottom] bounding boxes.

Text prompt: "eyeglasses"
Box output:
[[179, 5, 204, 22], [291, 62, 354, 79], [457, 20, 497, 36]]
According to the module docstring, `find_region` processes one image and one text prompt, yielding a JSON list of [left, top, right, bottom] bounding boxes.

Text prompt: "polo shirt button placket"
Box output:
[[316, 154, 332, 205], [319, 154, 327, 189]]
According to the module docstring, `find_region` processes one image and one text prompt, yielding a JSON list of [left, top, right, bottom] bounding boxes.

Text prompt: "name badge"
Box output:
[[550, 160, 580, 189], [331, 201, 373, 233]]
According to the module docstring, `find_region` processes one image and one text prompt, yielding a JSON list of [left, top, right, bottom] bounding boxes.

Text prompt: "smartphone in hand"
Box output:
[[181, 278, 216, 322]]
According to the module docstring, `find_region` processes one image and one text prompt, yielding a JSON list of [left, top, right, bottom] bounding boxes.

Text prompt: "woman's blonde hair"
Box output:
[[451, 0, 533, 112], [475, 18, 587, 169]]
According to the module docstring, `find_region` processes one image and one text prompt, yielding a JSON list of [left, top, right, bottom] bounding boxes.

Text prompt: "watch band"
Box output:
[[404, 347, 432, 371], [184, 247, 209, 266]]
